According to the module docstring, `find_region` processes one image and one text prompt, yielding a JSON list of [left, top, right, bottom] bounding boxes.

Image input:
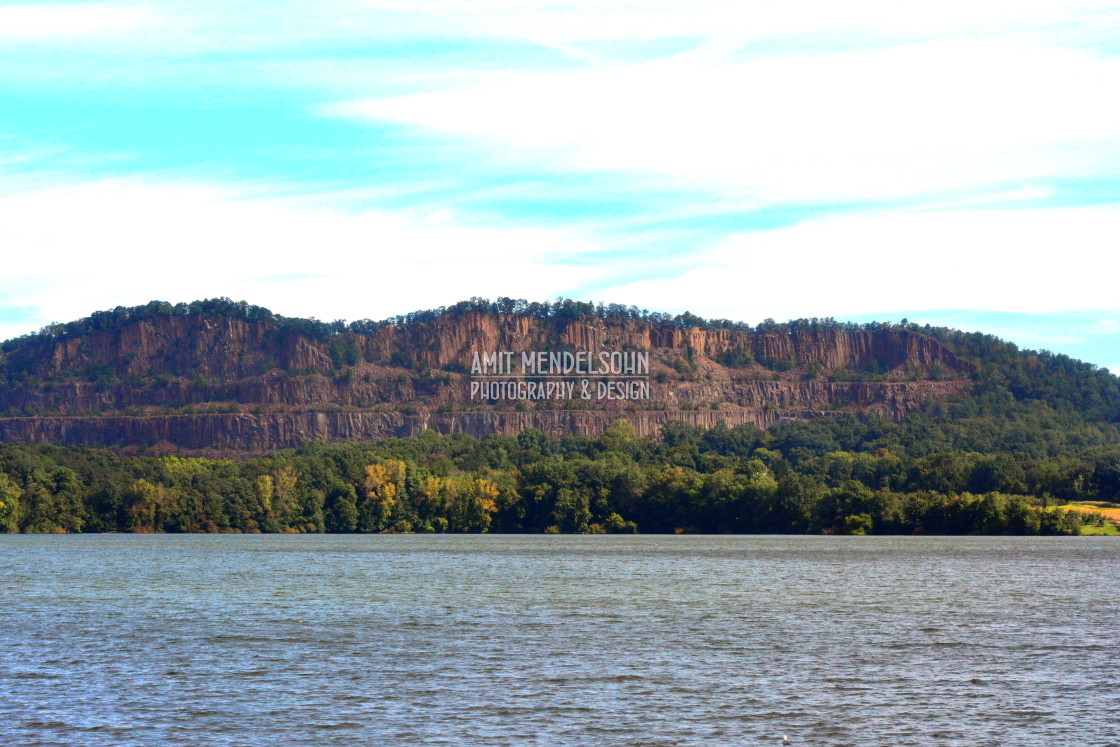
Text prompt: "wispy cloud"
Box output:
[[0, 3, 159, 42], [0, 175, 604, 325], [328, 40, 1120, 205], [595, 206, 1120, 320], [1, 0, 1119, 372]]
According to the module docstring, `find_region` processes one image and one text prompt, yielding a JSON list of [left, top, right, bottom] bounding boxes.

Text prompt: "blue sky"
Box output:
[[1, 0, 1119, 371]]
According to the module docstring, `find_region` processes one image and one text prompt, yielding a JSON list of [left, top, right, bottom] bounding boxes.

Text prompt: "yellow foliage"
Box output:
[[273, 465, 300, 515], [127, 478, 177, 531], [365, 460, 406, 492], [160, 455, 221, 484], [469, 478, 500, 516], [255, 474, 274, 512], [365, 460, 407, 518], [417, 475, 447, 513]]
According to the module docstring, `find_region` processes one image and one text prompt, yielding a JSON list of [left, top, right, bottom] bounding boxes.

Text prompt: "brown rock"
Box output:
[[0, 311, 973, 452]]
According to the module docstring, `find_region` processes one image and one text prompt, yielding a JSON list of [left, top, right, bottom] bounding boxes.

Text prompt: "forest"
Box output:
[[1, 297, 1119, 535], [2, 412, 1114, 536]]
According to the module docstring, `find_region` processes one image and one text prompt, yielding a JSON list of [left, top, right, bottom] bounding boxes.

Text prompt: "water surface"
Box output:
[[2, 535, 1118, 745]]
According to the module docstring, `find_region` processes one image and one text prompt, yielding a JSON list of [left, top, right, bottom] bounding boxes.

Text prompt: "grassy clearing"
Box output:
[[1079, 522, 1120, 536], [1057, 503, 1120, 535]]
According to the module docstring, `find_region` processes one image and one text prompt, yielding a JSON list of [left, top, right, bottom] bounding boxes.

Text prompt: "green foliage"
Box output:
[[0, 298, 1118, 537], [603, 512, 638, 533], [327, 335, 360, 367], [0, 416, 1097, 536], [0, 472, 21, 533], [841, 513, 873, 535], [715, 349, 754, 368]]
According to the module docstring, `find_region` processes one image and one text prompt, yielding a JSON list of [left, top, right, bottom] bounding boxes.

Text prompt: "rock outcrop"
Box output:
[[0, 310, 973, 453]]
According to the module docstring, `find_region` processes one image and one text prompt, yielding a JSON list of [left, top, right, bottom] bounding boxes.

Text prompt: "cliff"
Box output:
[[0, 304, 974, 453]]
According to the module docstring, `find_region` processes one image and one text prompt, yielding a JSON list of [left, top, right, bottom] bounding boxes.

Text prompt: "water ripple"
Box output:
[[1, 534, 1118, 746]]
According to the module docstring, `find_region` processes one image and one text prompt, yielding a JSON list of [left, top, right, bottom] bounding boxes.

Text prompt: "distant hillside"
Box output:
[[0, 298, 1116, 454]]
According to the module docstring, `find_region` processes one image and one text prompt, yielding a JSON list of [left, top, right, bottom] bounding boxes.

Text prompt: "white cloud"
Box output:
[[4, 0, 1120, 355], [328, 40, 1120, 205], [0, 177, 604, 333], [356, 0, 1119, 45], [0, 3, 158, 41], [1085, 316, 1120, 337], [597, 206, 1120, 320], [5, 0, 1116, 76]]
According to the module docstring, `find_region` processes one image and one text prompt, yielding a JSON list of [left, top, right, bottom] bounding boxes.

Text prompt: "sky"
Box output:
[[1, 0, 1118, 371]]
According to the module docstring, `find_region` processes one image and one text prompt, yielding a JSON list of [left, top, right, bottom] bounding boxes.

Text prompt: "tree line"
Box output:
[[1, 416, 1111, 536]]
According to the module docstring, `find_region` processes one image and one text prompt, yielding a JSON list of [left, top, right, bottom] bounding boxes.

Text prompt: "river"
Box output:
[[2, 535, 1117, 745]]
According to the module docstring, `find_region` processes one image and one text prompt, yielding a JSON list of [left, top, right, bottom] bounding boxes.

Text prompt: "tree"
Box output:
[[126, 478, 177, 532], [0, 473, 20, 533], [327, 485, 359, 532], [450, 478, 500, 532], [359, 460, 405, 532], [600, 419, 637, 454]]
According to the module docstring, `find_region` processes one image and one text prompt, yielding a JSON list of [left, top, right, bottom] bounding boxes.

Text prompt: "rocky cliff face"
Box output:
[[0, 311, 973, 453]]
